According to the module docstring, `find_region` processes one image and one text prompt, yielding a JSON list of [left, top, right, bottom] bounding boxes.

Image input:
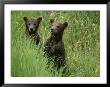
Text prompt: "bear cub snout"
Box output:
[[23, 16, 42, 45]]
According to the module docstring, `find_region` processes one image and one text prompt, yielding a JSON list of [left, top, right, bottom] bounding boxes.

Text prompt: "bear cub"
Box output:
[[23, 16, 42, 45], [44, 19, 68, 70]]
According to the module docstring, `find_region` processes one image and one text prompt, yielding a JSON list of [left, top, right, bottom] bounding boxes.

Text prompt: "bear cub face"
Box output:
[[50, 19, 68, 36], [23, 16, 42, 35]]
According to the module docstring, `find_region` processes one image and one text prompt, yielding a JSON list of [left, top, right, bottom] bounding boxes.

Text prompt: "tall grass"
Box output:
[[11, 11, 100, 77]]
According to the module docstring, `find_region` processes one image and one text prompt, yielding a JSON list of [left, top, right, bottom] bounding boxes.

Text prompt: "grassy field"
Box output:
[[11, 11, 100, 77]]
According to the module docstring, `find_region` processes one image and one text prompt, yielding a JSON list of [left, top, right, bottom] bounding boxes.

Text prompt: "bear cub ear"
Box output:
[[37, 16, 42, 21], [50, 19, 55, 24], [63, 22, 68, 28], [23, 17, 28, 21]]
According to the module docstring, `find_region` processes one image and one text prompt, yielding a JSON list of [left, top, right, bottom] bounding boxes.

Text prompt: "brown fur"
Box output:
[[23, 16, 42, 45], [44, 19, 68, 70]]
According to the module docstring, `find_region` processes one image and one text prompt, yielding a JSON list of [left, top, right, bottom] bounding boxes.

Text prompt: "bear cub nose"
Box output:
[[51, 28, 53, 31], [30, 28, 33, 31]]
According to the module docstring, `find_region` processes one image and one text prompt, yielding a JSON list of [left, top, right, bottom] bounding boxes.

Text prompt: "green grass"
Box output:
[[11, 11, 100, 77]]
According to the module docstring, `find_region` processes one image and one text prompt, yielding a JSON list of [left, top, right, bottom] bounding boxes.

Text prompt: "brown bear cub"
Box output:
[[44, 19, 68, 72], [23, 16, 42, 45]]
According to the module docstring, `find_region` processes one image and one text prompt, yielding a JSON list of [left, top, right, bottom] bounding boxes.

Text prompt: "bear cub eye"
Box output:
[[34, 23, 36, 25]]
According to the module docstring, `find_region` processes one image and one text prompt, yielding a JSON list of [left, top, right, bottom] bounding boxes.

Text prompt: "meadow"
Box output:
[[11, 11, 100, 77]]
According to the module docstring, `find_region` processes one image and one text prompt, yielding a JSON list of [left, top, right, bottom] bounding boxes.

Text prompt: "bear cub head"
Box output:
[[23, 16, 42, 35], [50, 19, 68, 36]]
